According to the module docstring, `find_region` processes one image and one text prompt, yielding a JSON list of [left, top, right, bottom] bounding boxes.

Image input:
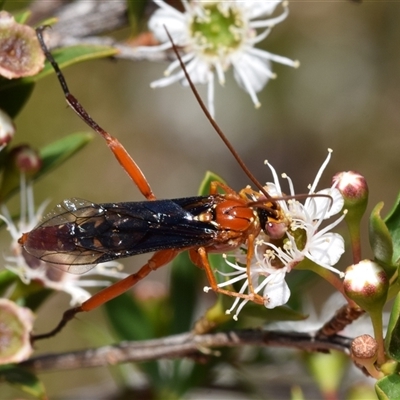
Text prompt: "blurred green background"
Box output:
[[2, 2, 400, 398]]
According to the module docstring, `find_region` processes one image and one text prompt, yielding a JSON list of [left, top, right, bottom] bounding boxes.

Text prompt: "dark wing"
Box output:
[[20, 197, 218, 272]]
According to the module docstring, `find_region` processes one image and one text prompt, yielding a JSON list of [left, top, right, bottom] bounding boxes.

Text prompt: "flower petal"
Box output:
[[148, 7, 188, 44], [307, 232, 345, 267], [264, 269, 291, 309], [242, 0, 282, 20], [232, 52, 273, 94]]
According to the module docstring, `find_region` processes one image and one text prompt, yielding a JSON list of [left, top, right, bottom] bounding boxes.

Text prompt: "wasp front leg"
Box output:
[[209, 181, 241, 197], [189, 247, 266, 306]]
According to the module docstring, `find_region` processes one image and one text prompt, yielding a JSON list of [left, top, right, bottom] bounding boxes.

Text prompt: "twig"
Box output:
[[22, 329, 353, 372]]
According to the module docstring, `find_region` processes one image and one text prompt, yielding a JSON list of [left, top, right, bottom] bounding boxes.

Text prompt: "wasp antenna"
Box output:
[[249, 193, 334, 209], [163, 27, 271, 199]]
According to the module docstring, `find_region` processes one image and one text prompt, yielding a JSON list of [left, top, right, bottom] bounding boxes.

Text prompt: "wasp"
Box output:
[[20, 27, 287, 341]]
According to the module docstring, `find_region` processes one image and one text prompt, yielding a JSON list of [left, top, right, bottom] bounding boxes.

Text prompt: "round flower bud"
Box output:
[[351, 334, 382, 378], [11, 144, 42, 174], [333, 171, 368, 205], [351, 334, 378, 361], [344, 260, 388, 312], [0, 299, 34, 364], [332, 171, 368, 223]]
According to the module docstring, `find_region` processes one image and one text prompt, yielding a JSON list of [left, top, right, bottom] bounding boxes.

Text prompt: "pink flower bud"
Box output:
[[332, 171, 368, 209], [344, 260, 388, 312], [11, 144, 41, 173]]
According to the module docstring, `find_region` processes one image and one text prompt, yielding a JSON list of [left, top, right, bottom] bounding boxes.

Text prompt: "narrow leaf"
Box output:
[[0, 132, 93, 202], [385, 292, 400, 361], [197, 171, 226, 196], [126, 0, 147, 33], [384, 191, 400, 265], [169, 251, 204, 334], [0, 44, 118, 117], [0, 365, 46, 399], [104, 291, 154, 341], [103, 292, 161, 383], [369, 202, 396, 277]]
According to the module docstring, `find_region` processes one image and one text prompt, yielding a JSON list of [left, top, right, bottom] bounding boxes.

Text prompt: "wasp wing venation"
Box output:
[[20, 198, 108, 267], [22, 197, 219, 266]]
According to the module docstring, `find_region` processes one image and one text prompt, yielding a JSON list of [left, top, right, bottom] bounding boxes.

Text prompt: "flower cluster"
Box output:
[[138, 0, 299, 116], [207, 150, 346, 320], [0, 175, 127, 306]]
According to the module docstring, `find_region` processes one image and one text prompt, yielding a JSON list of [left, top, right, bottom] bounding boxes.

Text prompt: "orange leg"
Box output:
[[65, 93, 156, 200], [31, 249, 180, 342], [36, 27, 155, 201], [210, 181, 240, 196], [244, 234, 266, 305], [189, 247, 265, 305]]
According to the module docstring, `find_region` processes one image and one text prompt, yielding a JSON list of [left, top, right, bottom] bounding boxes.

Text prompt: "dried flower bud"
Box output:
[[351, 334, 382, 378], [11, 144, 41, 173], [0, 108, 15, 146], [0, 11, 45, 79], [351, 334, 378, 360], [0, 299, 34, 364], [344, 260, 388, 312]]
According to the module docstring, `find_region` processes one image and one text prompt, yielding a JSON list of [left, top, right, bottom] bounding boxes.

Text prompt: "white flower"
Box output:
[[0, 108, 14, 147], [137, 0, 299, 116], [0, 175, 127, 306], [207, 149, 346, 320]]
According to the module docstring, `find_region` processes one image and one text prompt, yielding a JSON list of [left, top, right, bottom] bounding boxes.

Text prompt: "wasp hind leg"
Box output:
[[31, 249, 180, 342]]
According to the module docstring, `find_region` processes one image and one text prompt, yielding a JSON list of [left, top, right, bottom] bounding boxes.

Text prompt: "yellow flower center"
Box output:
[[190, 3, 245, 57]]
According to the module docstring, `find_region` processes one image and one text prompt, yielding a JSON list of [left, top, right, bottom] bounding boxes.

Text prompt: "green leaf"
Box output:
[[0, 270, 18, 297], [0, 365, 46, 399], [0, 44, 118, 117], [126, 0, 147, 33], [376, 374, 400, 400], [38, 131, 94, 177], [104, 291, 154, 341], [10, 280, 53, 312], [385, 292, 400, 361], [369, 202, 396, 278], [384, 192, 400, 265], [169, 251, 203, 335], [0, 132, 93, 202], [304, 351, 348, 396], [13, 10, 31, 24], [0, 79, 35, 118], [103, 292, 161, 384], [197, 171, 227, 196]]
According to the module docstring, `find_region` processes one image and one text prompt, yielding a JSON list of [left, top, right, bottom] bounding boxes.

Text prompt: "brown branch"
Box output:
[[317, 304, 365, 337], [22, 329, 353, 372]]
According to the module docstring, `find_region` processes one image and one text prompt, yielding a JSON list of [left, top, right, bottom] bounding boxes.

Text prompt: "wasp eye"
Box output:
[[264, 221, 287, 240]]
